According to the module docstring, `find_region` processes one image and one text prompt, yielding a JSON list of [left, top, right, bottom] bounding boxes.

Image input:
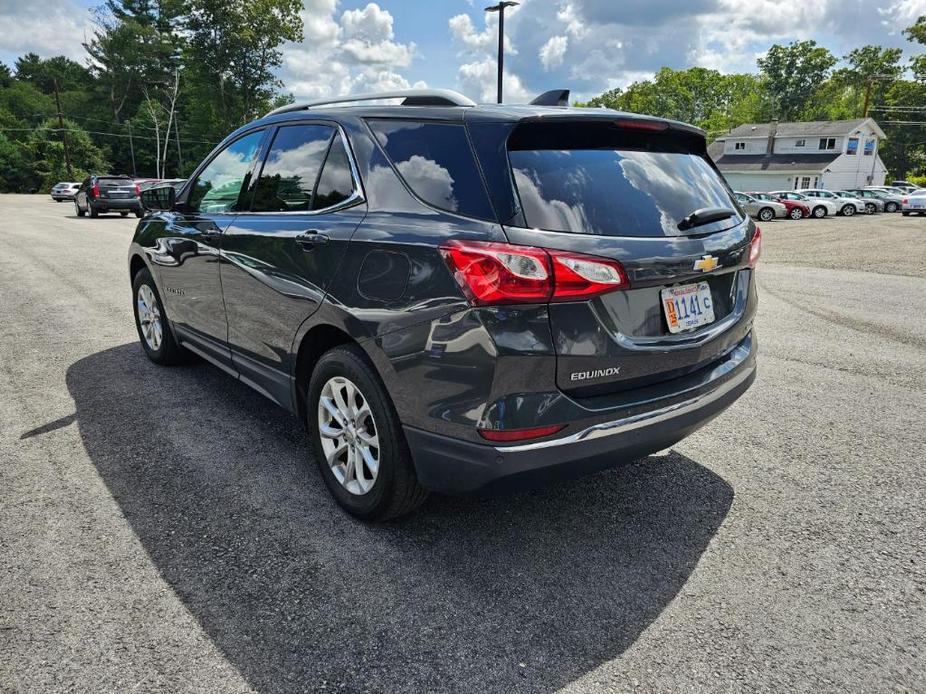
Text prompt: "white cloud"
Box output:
[[0, 0, 92, 62], [539, 35, 568, 70], [457, 58, 531, 103], [280, 0, 421, 100]]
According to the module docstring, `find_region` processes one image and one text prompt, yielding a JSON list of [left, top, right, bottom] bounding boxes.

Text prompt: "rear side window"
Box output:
[[507, 122, 739, 237], [368, 120, 495, 220], [314, 135, 355, 209], [251, 124, 333, 212]]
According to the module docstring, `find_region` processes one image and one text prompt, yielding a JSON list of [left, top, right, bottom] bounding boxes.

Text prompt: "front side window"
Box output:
[[188, 130, 265, 214], [251, 124, 333, 212], [368, 120, 495, 220], [818, 138, 836, 150]]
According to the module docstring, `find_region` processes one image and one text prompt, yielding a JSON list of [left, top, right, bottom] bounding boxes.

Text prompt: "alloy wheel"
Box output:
[[865, 203, 875, 215], [842, 205, 855, 216], [317, 376, 380, 496], [136, 284, 163, 351], [759, 208, 774, 222], [813, 206, 826, 218], [790, 208, 803, 220]]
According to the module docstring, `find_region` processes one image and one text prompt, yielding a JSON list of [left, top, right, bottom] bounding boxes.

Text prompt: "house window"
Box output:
[[864, 139, 875, 155], [813, 177, 819, 188], [734, 141, 746, 150], [818, 137, 836, 150], [795, 139, 805, 147], [847, 137, 858, 155], [801, 176, 811, 188]]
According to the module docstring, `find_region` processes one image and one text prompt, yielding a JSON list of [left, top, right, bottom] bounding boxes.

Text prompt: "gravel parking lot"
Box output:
[[1, 195, 924, 693]]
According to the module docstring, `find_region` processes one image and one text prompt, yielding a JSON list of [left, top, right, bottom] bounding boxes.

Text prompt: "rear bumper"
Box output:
[[91, 199, 141, 211], [405, 331, 756, 494], [51, 194, 75, 200]]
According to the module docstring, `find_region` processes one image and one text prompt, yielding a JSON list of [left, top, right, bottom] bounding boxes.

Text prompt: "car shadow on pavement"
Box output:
[[66, 344, 733, 694]]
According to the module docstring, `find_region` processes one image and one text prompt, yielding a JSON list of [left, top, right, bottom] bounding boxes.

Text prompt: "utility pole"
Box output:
[[485, 1, 519, 104], [127, 121, 137, 177], [862, 74, 896, 118], [53, 79, 73, 180]]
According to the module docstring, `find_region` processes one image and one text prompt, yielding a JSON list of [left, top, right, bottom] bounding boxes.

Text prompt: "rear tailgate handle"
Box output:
[[295, 230, 329, 249]]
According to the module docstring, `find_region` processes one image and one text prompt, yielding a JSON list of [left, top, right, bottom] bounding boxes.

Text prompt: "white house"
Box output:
[[707, 118, 888, 192]]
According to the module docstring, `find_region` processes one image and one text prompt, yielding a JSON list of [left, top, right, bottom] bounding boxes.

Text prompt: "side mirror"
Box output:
[[141, 185, 176, 212]]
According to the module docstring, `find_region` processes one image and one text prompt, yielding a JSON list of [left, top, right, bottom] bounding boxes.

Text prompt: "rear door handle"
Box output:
[[295, 230, 329, 249]]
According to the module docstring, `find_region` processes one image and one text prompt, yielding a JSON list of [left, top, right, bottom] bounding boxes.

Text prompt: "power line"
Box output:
[[0, 125, 219, 145]]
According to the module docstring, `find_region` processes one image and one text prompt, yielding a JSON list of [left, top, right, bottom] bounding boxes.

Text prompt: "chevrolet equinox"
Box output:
[[129, 88, 758, 520]]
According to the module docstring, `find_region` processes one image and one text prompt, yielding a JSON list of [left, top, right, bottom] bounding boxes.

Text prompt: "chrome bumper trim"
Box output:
[[495, 360, 754, 453]]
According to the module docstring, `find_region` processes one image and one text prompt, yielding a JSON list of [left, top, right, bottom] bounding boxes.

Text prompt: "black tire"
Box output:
[[789, 207, 803, 220], [134, 209, 144, 218], [131, 267, 186, 366], [55, 199, 62, 203], [758, 207, 774, 222], [120, 210, 129, 217], [306, 344, 428, 521], [812, 205, 827, 218], [902, 211, 910, 216], [75, 201, 85, 217], [89, 204, 99, 218], [841, 204, 856, 216], [886, 202, 899, 213]]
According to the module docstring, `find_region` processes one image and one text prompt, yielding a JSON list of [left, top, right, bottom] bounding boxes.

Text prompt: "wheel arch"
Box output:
[[293, 324, 358, 421], [129, 253, 148, 282]]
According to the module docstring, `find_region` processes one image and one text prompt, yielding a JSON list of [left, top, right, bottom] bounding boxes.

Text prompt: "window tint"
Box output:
[[251, 124, 333, 212], [313, 134, 355, 209], [188, 130, 264, 214], [509, 148, 738, 237], [368, 120, 495, 220]]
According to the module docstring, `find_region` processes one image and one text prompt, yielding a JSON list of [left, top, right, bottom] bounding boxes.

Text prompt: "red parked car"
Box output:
[[746, 191, 809, 220]]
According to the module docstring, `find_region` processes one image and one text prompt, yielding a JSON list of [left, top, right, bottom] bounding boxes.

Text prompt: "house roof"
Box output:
[[724, 118, 885, 139], [712, 152, 841, 173]]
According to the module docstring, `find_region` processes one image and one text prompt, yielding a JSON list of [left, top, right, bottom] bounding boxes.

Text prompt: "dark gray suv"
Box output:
[[129, 89, 758, 520]]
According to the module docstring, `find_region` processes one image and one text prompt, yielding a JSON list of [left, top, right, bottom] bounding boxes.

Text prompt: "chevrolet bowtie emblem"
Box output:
[[693, 255, 720, 272]]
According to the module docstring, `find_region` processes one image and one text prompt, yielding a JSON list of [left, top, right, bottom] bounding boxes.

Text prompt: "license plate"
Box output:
[[661, 282, 715, 334]]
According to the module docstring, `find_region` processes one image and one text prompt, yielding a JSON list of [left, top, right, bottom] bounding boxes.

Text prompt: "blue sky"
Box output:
[[2, 0, 925, 102]]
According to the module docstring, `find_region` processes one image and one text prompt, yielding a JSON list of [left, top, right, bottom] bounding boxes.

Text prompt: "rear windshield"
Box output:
[[508, 123, 739, 237]]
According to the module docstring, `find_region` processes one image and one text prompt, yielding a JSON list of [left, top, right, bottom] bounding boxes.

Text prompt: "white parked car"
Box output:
[[797, 189, 866, 217], [859, 187, 905, 212], [770, 191, 840, 218], [733, 192, 787, 222], [50, 182, 79, 201], [902, 189, 926, 216], [833, 190, 882, 214]]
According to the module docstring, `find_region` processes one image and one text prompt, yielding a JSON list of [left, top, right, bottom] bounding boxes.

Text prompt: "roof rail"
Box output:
[[264, 89, 476, 117]]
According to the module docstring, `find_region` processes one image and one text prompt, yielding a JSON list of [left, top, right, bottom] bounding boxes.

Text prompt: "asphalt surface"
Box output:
[[1, 195, 924, 693]]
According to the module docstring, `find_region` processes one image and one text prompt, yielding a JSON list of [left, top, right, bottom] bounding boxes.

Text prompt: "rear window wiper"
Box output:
[[677, 207, 736, 231]]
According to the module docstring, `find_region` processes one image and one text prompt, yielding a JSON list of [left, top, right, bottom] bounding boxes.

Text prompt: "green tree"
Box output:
[[14, 53, 90, 93], [758, 40, 837, 120], [183, 0, 302, 130], [27, 118, 110, 190]]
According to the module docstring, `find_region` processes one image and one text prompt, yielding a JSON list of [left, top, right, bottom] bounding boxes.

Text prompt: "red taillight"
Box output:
[[135, 183, 141, 196], [902, 197, 908, 204], [478, 423, 566, 442], [549, 251, 628, 300], [440, 241, 552, 304], [440, 240, 629, 306], [748, 227, 762, 267], [612, 118, 668, 131], [90, 183, 100, 198]]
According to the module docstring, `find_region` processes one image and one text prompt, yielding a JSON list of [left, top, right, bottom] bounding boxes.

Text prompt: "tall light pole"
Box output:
[[485, 1, 518, 103]]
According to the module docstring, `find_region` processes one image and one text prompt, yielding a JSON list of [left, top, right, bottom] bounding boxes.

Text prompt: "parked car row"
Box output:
[[734, 186, 917, 221], [49, 176, 186, 218]]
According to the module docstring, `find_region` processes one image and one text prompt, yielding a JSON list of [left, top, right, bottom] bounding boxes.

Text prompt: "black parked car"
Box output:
[[75, 174, 143, 218], [130, 89, 759, 520]]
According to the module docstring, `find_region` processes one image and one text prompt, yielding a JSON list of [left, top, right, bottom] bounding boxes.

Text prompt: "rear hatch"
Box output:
[[97, 177, 138, 200], [497, 119, 755, 397]]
